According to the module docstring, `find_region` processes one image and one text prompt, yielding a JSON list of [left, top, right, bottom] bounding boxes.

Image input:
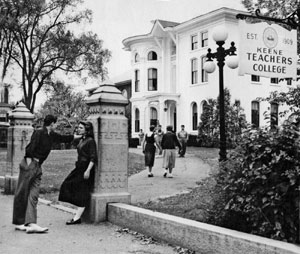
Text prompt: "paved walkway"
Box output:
[[129, 147, 211, 204], [0, 147, 212, 254]]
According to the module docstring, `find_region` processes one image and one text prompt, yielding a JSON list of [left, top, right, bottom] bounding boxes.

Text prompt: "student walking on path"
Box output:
[[142, 125, 162, 177], [177, 125, 188, 157], [161, 125, 181, 178], [13, 115, 75, 233], [59, 121, 97, 225]]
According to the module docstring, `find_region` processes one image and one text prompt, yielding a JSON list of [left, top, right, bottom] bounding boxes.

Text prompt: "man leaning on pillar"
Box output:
[[13, 115, 78, 234]]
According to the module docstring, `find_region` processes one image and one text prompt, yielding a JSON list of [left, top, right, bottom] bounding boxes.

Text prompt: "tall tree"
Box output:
[[35, 80, 89, 130], [242, 0, 299, 17], [0, 0, 111, 112], [0, 0, 17, 101]]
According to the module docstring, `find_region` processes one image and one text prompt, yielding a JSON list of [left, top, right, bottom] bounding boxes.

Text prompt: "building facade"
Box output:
[[122, 7, 296, 138]]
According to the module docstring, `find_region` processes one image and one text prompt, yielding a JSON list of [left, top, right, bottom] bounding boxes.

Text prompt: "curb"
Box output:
[[38, 198, 76, 215]]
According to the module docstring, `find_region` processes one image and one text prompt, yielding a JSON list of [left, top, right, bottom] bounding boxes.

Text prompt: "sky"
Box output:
[[9, 0, 246, 108]]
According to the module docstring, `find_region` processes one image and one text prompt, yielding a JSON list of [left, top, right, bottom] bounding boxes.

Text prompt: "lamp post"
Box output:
[[203, 26, 238, 161]]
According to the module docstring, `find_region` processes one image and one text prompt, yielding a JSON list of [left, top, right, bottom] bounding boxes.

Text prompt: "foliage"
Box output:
[[0, 0, 111, 112], [212, 85, 300, 243], [197, 88, 248, 148], [215, 123, 300, 243], [35, 80, 89, 133], [261, 86, 300, 120]]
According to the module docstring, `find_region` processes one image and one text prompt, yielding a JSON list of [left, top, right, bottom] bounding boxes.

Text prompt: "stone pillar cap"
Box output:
[[85, 82, 128, 105], [9, 102, 34, 120]]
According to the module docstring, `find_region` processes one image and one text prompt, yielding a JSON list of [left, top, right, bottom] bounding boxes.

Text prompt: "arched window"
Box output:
[[147, 51, 157, 61], [270, 102, 278, 128], [150, 107, 158, 126], [192, 103, 198, 130], [251, 101, 260, 127], [134, 53, 140, 62], [135, 69, 140, 92], [135, 108, 140, 132], [148, 68, 157, 91]]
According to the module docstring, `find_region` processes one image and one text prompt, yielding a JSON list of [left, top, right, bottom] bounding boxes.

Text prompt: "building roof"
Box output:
[[123, 7, 246, 49], [86, 70, 132, 93], [156, 19, 180, 28]]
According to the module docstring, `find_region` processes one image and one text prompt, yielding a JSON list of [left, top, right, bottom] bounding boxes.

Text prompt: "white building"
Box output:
[[122, 7, 296, 138]]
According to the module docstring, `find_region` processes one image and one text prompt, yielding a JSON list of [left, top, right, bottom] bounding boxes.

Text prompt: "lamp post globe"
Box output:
[[203, 61, 216, 73], [212, 26, 228, 42], [226, 55, 239, 69]]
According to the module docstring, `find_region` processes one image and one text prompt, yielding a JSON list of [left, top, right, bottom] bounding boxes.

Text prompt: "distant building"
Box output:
[[87, 71, 133, 137], [122, 7, 298, 138], [111, 71, 132, 137], [0, 83, 12, 147]]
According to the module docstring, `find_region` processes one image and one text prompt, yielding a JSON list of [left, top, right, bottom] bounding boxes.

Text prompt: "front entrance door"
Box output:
[[150, 107, 158, 127]]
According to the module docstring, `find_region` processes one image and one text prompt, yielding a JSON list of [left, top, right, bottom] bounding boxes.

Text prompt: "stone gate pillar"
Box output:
[[4, 102, 34, 194], [85, 82, 131, 222]]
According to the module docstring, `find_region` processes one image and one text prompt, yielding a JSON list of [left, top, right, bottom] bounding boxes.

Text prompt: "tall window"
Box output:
[[192, 103, 198, 130], [135, 70, 140, 92], [147, 51, 157, 60], [201, 31, 208, 47], [171, 41, 176, 55], [148, 68, 157, 91], [135, 109, 140, 132], [191, 34, 198, 50], [202, 100, 208, 114], [191, 58, 198, 84], [201, 56, 208, 82], [134, 53, 140, 63], [150, 107, 158, 126], [4, 86, 9, 103], [270, 103, 278, 128], [251, 75, 260, 82], [251, 101, 260, 127]]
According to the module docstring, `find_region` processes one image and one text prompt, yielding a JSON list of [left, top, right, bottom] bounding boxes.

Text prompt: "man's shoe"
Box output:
[[148, 173, 154, 177], [168, 174, 173, 178], [66, 218, 81, 225], [26, 223, 48, 234], [15, 224, 28, 231]]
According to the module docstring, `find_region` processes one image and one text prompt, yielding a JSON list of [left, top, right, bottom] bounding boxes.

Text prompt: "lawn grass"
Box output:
[[0, 148, 144, 202]]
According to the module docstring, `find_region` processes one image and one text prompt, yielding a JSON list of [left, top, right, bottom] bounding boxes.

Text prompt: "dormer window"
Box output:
[[148, 51, 157, 61]]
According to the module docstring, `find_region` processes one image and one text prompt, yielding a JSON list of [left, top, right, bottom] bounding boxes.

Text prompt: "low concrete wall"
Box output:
[[108, 203, 300, 254]]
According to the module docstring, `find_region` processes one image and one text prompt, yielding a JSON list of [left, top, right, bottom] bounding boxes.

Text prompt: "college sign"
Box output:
[[238, 20, 297, 78]]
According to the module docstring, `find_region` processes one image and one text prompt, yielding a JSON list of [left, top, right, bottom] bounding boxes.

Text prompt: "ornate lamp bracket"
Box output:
[[236, 8, 300, 29]]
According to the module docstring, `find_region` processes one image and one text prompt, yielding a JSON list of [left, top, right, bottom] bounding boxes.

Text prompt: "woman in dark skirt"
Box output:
[[142, 125, 162, 177], [59, 121, 97, 225]]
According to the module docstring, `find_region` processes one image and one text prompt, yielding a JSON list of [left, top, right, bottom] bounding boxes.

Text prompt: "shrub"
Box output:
[[198, 88, 247, 149], [187, 134, 201, 147], [214, 123, 300, 243]]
